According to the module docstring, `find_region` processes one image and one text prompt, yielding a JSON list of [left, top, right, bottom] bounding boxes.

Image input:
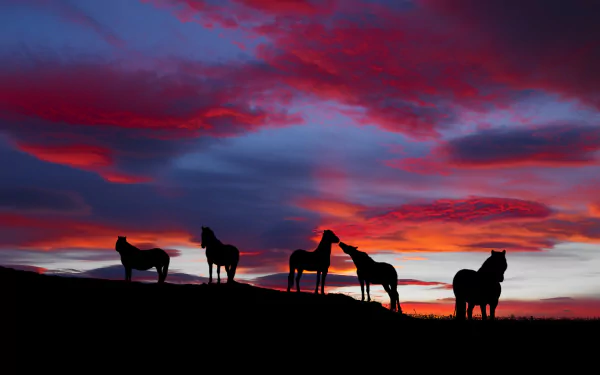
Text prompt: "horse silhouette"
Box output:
[[339, 242, 402, 313], [115, 236, 170, 283], [287, 229, 340, 294], [201, 226, 240, 284], [452, 249, 507, 320]]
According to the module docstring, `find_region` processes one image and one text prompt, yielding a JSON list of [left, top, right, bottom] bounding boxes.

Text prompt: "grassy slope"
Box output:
[[2, 265, 598, 368]]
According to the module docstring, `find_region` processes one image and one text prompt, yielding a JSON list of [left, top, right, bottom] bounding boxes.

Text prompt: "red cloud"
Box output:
[[148, 0, 600, 139], [16, 143, 113, 169], [0, 57, 302, 182], [15, 143, 151, 184], [372, 197, 552, 224], [419, 0, 600, 110], [298, 196, 558, 253], [0, 59, 299, 133]]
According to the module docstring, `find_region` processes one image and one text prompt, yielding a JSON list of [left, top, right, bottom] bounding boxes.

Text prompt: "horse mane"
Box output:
[[116, 238, 139, 253], [356, 250, 375, 263], [202, 228, 223, 247], [314, 229, 338, 252], [478, 253, 504, 275]]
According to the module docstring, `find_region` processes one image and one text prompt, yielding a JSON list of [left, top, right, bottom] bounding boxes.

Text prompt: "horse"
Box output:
[[287, 229, 340, 294], [115, 236, 170, 283], [200, 226, 240, 284], [339, 242, 402, 313], [452, 249, 507, 321]]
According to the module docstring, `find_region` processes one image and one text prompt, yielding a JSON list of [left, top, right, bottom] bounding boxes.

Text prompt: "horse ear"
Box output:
[[491, 249, 495, 255], [502, 249, 506, 254]]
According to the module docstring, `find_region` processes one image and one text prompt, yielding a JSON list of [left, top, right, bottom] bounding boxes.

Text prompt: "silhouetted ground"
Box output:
[[2, 266, 597, 370]]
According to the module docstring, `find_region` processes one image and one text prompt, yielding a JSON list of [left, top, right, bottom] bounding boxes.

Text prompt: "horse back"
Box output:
[[146, 248, 170, 263], [359, 261, 397, 284], [207, 244, 239, 266], [223, 244, 240, 263], [290, 249, 328, 271]]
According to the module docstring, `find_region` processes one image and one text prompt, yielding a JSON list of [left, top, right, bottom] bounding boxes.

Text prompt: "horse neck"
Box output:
[[314, 239, 332, 255], [206, 237, 223, 248], [352, 252, 373, 268], [119, 240, 137, 251], [479, 257, 495, 270], [477, 261, 501, 280]]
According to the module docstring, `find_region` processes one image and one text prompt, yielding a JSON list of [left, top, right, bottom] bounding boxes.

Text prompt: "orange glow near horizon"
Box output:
[[398, 299, 600, 319], [0, 213, 198, 252]]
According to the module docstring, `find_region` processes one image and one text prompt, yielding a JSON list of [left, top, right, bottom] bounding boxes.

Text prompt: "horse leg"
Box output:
[[217, 265, 221, 284], [156, 266, 163, 283], [382, 284, 394, 311], [295, 269, 303, 293], [366, 281, 371, 302], [467, 303, 475, 320], [225, 265, 230, 283], [490, 300, 498, 320], [315, 270, 321, 294], [164, 262, 169, 283], [125, 266, 131, 282], [359, 277, 365, 301], [208, 262, 213, 284], [321, 270, 327, 295], [480, 304, 488, 321], [287, 268, 295, 292], [454, 297, 466, 320], [229, 261, 238, 283]]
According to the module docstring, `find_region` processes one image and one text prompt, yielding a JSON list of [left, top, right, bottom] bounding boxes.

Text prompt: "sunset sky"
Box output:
[[2, 0, 600, 318]]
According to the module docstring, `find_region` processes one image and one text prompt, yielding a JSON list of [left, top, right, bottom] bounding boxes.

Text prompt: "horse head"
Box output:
[[339, 242, 358, 255], [481, 249, 507, 282], [200, 226, 214, 249], [323, 229, 340, 244], [115, 236, 127, 253]]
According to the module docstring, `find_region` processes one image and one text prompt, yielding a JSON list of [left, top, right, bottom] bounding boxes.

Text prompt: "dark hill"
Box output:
[[1, 266, 598, 369]]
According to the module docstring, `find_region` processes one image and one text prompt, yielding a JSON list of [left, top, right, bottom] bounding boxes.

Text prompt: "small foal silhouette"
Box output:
[[452, 249, 508, 320], [201, 226, 240, 284], [287, 229, 340, 294], [339, 242, 402, 313], [115, 236, 170, 283]]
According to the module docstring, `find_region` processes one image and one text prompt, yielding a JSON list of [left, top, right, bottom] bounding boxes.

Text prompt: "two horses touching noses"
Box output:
[[286, 229, 403, 313]]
